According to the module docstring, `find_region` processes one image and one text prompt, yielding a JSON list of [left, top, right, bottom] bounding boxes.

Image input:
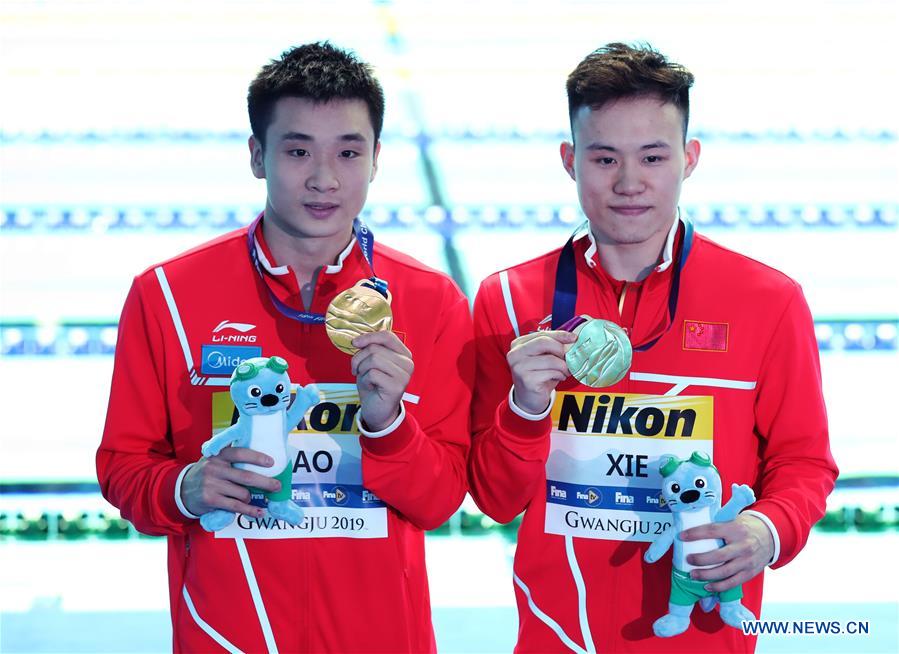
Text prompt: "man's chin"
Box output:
[[588, 226, 655, 247]]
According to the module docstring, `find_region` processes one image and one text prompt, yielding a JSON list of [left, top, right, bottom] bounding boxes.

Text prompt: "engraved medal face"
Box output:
[[325, 280, 393, 355], [565, 318, 632, 388]]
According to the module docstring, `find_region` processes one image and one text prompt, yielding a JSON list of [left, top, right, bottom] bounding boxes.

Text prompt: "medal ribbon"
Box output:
[[550, 216, 694, 352], [246, 213, 388, 324]]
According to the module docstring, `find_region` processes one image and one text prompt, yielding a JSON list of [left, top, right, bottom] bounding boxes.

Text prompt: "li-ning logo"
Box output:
[[212, 320, 257, 343], [536, 314, 553, 332]]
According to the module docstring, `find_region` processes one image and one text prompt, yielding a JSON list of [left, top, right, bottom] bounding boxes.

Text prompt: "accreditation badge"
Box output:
[[544, 390, 713, 542], [211, 383, 388, 539]]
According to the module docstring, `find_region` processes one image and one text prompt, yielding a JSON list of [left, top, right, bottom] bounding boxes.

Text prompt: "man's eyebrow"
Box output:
[[583, 141, 671, 151], [280, 132, 312, 142], [278, 132, 368, 142], [339, 133, 367, 142]]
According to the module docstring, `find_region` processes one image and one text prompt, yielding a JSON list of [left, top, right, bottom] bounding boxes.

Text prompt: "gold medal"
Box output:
[[564, 316, 632, 388], [325, 280, 393, 355]]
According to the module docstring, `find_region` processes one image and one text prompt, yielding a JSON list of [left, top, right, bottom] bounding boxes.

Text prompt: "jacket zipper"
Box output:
[[618, 283, 630, 320]]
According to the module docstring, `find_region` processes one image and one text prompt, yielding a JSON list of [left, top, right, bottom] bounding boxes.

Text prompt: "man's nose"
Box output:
[[306, 160, 339, 192], [613, 162, 645, 195]]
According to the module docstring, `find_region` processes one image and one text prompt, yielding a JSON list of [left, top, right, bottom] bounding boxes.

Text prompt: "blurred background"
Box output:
[[1, 0, 897, 652]]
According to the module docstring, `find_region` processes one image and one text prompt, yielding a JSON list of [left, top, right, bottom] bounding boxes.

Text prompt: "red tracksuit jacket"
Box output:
[[97, 220, 473, 653], [469, 221, 837, 653]]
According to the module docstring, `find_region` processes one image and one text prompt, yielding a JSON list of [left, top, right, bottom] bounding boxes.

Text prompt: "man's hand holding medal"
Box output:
[[508, 316, 632, 415], [326, 279, 413, 432]]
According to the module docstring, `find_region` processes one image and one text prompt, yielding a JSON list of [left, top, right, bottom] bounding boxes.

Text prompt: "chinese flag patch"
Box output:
[[683, 320, 728, 352]]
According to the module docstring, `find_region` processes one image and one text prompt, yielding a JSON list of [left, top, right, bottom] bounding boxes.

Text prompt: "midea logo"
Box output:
[[205, 350, 245, 370]]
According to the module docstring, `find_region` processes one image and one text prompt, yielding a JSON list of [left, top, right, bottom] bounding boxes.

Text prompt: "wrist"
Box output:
[[175, 463, 200, 519], [510, 387, 553, 419], [741, 510, 780, 566], [356, 402, 406, 438], [359, 407, 400, 432]]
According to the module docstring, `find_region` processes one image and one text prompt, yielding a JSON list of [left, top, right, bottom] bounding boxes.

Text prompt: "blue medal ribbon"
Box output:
[[550, 216, 694, 352], [246, 214, 388, 324]]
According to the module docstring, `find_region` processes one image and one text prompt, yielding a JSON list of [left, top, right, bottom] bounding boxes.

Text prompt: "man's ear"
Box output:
[[370, 140, 381, 182], [683, 138, 701, 180], [560, 141, 576, 181], [249, 135, 265, 179]]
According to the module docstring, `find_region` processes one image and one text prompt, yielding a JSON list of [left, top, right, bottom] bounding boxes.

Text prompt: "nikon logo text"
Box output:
[[552, 393, 713, 439]]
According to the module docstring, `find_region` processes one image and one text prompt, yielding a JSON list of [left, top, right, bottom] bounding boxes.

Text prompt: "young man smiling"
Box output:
[[98, 43, 473, 652], [469, 43, 837, 652]]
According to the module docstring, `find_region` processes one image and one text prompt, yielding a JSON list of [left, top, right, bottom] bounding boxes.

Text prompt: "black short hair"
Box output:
[[248, 42, 385, 149], [567, 43, 694, 139]]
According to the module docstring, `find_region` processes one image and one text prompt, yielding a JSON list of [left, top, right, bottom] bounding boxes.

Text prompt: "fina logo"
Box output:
[[615, 491, 635, 506], [550, 485, 567, 500]]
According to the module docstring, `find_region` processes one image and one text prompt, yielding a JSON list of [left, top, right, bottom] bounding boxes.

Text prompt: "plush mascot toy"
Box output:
[[199, 356, 320, 531], [644, 451, 757, 637]]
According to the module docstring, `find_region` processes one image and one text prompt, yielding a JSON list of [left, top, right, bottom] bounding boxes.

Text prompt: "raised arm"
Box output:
[[357, 290, 475, 530]]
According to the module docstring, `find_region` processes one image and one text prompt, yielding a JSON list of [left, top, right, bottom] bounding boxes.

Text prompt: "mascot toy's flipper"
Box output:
[[643, 451, 758, 637], [199, 356, 320, 532]]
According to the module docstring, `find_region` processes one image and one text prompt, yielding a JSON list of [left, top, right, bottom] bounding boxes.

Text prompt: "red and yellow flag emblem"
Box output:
[[683, 320, 728, 352]]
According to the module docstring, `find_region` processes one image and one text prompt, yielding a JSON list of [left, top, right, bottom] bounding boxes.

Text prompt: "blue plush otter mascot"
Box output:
[[644, 451, 757, 637], [199, 356, 320, 531]]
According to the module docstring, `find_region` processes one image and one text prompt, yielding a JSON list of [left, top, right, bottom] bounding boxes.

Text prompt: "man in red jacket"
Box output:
[[469, 43, 837, 653], [97, 42, 473, 653]]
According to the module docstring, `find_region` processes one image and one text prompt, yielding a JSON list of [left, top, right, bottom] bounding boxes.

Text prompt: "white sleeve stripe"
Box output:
[[182, 586, 244, 654], [235, 539, 279, 653], [499, 270, 520, 338], [513, 573, 588, 654], [565, 536, 597, 653], [155, 266, 195, 372], [630, 371, 756, 390]]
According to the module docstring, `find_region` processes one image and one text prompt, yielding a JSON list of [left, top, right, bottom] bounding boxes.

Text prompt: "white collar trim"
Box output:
[[254, 235, 356, 276], [324, 237, 356, 274], [254, 239, 289, 276], [655, 214, 680, 273], [579, 214, 680, 273]]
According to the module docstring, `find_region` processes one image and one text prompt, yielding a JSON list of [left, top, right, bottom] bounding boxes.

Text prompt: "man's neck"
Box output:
[[261, 217, 354, 288], [592, 224, 672, 283]]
